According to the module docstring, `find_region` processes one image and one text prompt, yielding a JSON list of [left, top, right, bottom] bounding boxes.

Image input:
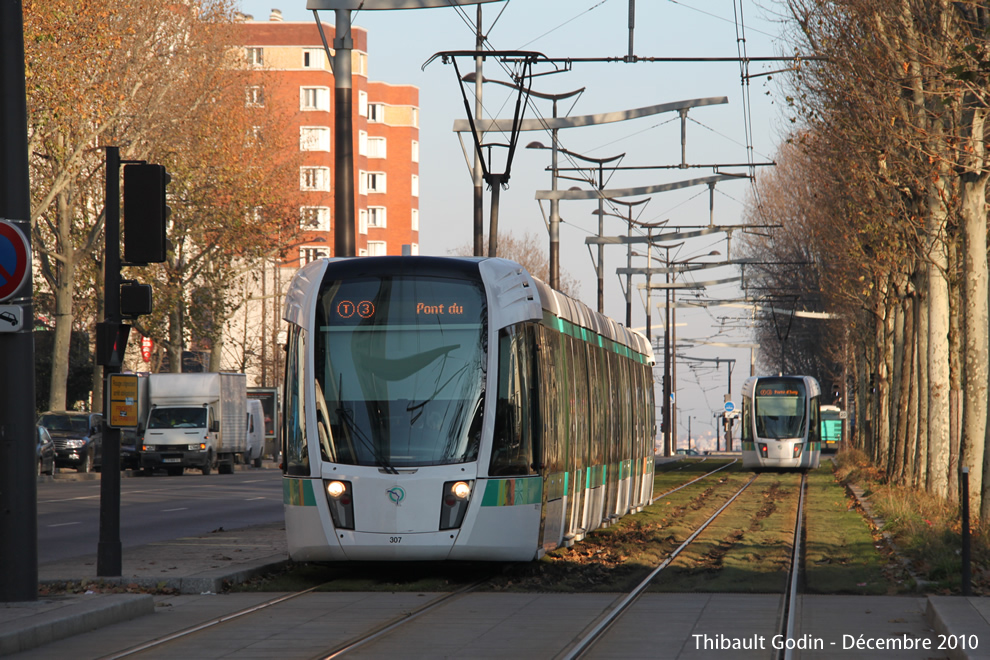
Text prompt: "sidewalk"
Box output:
[[1, 521, 290, 656]]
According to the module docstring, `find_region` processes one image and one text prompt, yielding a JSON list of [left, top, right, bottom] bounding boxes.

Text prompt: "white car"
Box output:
[[246, 399, 264, 468]]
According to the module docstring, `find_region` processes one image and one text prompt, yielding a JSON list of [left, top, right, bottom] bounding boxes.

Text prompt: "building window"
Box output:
[[245, 86, 264, 107], [368, 103, 384, 123], [300, 246, 330, 264], [246, 47, 263, 66], [367, 137, 386, 159], [411, 208, 419, 232], [300, 127, 330, 151], [366, 172, 386, 193], [246, 125, 263, 147], [300, 207, 330, 231], [358, 209, 368, 235], [301, 167, 330, 191], [358, 248, 368, 257], [368, 207, 386, 228], [410, 243, 419, 255], [411, 140, 419, 163], [411, 174, 419, 197], [367, 241, 387, 256], [357, 52, 368, 76], [301, 87, 330, 111], [302, 48, 325, 68], [358, 91, 368, 117], [411, 107, 419, 127], [358, 131, 367, 156]]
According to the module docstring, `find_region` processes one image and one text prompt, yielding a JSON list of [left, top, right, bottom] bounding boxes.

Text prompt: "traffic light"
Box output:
[[96, 322, 131, 368], [120, 280, 153, 319], [123, 163, 170, 264]]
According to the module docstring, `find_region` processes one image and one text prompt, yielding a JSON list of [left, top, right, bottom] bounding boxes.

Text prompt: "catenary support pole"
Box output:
[[333, 9, 355, 257]]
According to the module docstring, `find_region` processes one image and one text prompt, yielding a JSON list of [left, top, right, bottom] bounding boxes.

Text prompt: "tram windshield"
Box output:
[[754, 379, 807, 439], [314, 274, 487, 468]]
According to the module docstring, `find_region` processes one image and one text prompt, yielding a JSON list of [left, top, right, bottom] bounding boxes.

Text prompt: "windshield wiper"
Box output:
[[337, 375, 398, 475]]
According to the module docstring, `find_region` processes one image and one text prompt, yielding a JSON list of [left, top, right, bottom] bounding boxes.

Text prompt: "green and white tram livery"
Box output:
[[280, 256, 656, 562], [740, 375, 822, 470]]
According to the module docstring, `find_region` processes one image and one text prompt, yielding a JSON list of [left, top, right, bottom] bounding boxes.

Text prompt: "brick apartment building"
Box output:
[[228, 10, 420, 388], [236, 9, 420, 265]]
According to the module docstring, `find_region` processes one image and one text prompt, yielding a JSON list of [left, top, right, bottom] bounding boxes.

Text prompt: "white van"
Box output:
[[246, 399, 264, 468]]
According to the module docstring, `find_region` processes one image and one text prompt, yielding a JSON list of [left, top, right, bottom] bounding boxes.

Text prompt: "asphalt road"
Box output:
[[36, 467, 284, 564]]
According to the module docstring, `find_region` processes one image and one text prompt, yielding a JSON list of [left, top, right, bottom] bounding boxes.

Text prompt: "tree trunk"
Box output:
[[959, 158, 988, 518], [167, 306, 183, 373], [48, 189, 75, 411], [915, 271, 930, 489], [91, 254, 104, 413], [893, 294, 913, 483], [926, 179, 952, 499]]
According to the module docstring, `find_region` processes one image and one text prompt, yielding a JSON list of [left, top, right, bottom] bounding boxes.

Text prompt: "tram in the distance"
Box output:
[[740, 375, 822, 470], [280, 256, 656, 562]]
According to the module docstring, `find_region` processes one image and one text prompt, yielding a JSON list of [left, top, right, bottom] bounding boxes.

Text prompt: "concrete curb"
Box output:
[[0, 593, 154, 656], [926, 596, 990, 660], [38, 556, 293, 595]]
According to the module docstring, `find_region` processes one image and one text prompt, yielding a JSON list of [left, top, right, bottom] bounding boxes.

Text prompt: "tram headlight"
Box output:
[[323, 480, 354, 530], [439, 480, 473, 530]]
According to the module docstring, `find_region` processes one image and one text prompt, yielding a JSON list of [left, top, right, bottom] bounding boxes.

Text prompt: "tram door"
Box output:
[[566, 337, 588, 537], [537, 325, 565, 552], [603, 351, 620, 522]]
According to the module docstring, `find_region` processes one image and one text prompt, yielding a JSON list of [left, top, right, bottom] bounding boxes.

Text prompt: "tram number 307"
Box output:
[[389, 537, 402, 544]]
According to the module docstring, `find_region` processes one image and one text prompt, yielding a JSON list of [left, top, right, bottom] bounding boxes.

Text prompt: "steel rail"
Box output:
[[651, 458, 738, 503], [99, 585, 326, 659], [779, 472, 808, 660], [563, 473, 760, 659]]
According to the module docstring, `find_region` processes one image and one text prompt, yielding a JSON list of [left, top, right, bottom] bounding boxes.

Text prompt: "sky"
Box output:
[[237, 0, 798, 452]]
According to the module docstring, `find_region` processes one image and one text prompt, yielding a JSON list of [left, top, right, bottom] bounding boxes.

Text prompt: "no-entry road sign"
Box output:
[[0, 221, 30, 302]]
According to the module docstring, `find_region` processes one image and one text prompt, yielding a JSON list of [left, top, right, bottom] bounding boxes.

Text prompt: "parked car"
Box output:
[[120, 428, 141, 471], [675, 448, 701, 456], [38, 411, 103, 473], [36, 425, 54, 476]]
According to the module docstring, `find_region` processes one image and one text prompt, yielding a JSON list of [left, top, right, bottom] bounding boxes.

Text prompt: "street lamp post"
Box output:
[[528, 142, 623, 304], [667, 250, 720, 453]]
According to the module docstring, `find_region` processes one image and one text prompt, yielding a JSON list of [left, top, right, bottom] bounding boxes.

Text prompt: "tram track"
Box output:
[[558, 472, 762, 659], [651, 458, 738, 503], [93, 465, 797, 660], [562, 470, 809, 660]]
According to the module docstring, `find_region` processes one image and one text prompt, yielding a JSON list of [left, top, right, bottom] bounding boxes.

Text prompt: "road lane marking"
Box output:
[[244, 497, 266, 501], [48, 522, 81, 528], [162, 507, 189, 512]]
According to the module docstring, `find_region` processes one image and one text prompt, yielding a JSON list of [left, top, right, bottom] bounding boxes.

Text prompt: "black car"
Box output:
[[38, 411, 103, 473], [120, 427, 140, 471], [36, 426, 55, 476]]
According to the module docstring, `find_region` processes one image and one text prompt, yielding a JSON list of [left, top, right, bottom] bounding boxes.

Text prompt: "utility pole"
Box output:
[[472, 5, 484, 256], [0, 0, 37, 602]]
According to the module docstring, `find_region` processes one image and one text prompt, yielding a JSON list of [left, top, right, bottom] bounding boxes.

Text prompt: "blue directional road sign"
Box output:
[[724, 400, 735, 413], [0, 221, 30, 302]]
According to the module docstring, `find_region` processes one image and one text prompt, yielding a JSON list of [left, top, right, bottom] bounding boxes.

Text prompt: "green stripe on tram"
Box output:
[[540, 310, 648, 361], [481, 478, 543, 506], [283, 478, 317, 506]]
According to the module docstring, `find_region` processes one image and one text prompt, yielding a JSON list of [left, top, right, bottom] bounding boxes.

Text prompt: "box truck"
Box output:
[[139, 372, 247, 475]]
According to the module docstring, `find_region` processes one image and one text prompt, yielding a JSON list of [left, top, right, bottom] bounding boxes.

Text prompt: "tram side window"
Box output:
[[588, 344, 605, 467], [809, 396, 821, 444], [490, 324, 538, 476], [284, 327, 310, 476], [741, 395, 753, 443]]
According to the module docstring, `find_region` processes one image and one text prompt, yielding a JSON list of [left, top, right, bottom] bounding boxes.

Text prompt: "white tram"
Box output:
[[281, 256, 656, 561], [740, 375, 822, 470]]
